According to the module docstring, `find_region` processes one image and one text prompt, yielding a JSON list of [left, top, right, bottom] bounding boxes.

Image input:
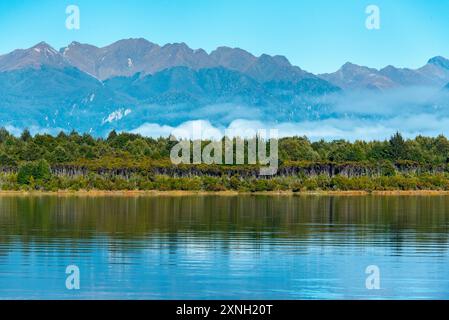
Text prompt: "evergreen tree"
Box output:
[[389, 132, 407, 160], [20, 129, 32, 142]]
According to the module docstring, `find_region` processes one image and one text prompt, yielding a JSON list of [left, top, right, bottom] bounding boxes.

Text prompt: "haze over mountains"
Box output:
[[1, 38, 449, 139]]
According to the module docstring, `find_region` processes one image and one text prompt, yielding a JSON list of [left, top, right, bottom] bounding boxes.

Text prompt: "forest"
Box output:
[[1, 127, 449, 192]]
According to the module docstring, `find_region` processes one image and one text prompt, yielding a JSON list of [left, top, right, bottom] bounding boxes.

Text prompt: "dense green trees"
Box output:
[[0, 129, 448, 165], [0, 128, 448, 191], [279, 137, 320, 161]]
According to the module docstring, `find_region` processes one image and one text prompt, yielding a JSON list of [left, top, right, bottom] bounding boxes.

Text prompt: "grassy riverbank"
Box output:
[[1, 189, 449, 197], [2, 171, 449, 193]]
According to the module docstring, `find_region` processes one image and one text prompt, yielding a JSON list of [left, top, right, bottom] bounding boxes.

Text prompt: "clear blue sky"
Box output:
[[0, 0, 447, 73]]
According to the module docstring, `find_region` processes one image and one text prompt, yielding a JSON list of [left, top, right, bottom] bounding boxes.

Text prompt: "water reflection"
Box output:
[[0, 195, 449, 299]]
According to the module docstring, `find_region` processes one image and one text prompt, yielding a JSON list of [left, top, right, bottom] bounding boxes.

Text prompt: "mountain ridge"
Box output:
[[319, 57, 449, 90], [2, 38, 449, 91], [58, 38, 316, 82]]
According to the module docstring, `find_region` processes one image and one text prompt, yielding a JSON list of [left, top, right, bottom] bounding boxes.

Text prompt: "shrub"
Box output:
[[17, 159, 52, 185]]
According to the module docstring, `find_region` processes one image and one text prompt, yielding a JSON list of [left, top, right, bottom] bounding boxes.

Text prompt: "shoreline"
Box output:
[[1, 190, 449, 197]]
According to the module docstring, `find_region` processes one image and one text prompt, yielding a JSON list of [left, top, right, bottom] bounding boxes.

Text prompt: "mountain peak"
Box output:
[[0, 41, 66, 72], [380, 65, 396, 71], [319, 62, 396, 90], [342, 61, 357, 67], [271, 55, 291, 67], [340, 62, 368, 71], [257, 54, 291, 67], [30, 42, 59, 55], [428, 56, 449, 69], [66, 41, 94, 48], [109, 38, 156, 47], [32, 41, 49, 48], [163, 42, 191, 50], [210, 46, 255, 61]]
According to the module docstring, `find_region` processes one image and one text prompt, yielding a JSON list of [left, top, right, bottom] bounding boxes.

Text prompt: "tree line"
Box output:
[[1, 128, 449, 191], [1, 128, 448, 166]]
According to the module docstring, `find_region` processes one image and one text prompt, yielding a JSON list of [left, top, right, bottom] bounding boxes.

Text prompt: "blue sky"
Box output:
[[0, 0, 448, 73]]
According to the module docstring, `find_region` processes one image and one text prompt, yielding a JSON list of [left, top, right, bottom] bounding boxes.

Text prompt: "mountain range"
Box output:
[[3, 39, 449, 89], [1, 38, 449, 135], [319, 57, 449, 90]]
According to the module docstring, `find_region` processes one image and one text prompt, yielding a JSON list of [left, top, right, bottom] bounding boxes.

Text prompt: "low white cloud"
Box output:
[[131, 120, 225, 140], [129, 123, 176, 137], [131, 114, 449, 141]]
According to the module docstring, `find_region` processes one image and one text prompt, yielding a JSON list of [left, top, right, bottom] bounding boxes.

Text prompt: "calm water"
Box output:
[[0, 195, 449, 300]]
